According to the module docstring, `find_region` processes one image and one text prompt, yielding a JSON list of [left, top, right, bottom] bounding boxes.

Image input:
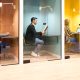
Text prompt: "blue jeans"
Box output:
[[35, 38, 44, 45], [34, 38, 44, 54], [70, 38, 76, 43]]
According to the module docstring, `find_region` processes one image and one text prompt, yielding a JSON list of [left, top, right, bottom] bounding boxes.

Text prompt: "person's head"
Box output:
[[65, 19, 69, 26], [79, 24, 80, 26], [31, 17, 37, 25]]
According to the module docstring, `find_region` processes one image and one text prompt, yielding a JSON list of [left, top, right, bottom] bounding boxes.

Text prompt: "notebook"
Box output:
[[42, 23, 48, 32]]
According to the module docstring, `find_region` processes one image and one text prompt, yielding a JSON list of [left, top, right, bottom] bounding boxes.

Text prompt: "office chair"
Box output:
[[0, 42, 10, 60]]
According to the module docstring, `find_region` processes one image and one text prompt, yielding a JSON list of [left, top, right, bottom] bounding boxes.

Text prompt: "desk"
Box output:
[[0, 34, 9, 53], [0, 34, 9, 37], [0, 34, 18, 53], [1, 36, 18, 47]]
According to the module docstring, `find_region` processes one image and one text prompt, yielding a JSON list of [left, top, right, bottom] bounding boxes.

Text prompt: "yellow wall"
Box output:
[[65, 0, 80, 32]]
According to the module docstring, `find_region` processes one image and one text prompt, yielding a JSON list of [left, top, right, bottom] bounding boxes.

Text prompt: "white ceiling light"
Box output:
[[0, 2, 2, 7], [39, 7, 42, 11], [39, 6, 53, 12], [72, 0, 76, 12], [79, 10, 80, 14], [73, 8, 76, 12], [3, 3, 13, 5]]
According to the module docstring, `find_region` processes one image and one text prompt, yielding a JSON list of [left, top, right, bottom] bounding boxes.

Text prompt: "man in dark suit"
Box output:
[[26, 17, 45, 57]]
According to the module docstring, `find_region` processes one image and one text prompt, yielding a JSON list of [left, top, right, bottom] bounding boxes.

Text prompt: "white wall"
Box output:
[[47, 0, 61, 36]]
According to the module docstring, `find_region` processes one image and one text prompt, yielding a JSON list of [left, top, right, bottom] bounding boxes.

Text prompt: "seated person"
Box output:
[[26, 17, 46, 57], [65, 19, 76, 43]]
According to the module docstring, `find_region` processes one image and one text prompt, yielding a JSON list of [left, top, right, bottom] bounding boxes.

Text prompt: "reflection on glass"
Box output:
[[0, 0, 19, 65], [23, 0, 61, 63]]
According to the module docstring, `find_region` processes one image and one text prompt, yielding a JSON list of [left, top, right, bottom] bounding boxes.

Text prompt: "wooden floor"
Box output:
[[0, 58, 80, 80], [23, 50, 60, 63], [0, 52, 18, 65], [65, 43, 80, 58], [66, 52, 80, 58]]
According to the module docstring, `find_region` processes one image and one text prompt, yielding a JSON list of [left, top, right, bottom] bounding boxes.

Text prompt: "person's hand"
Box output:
[[42, 30, 46, 35]]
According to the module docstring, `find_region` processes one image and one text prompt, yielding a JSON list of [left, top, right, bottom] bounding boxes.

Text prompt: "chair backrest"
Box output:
[[23, 34, 35, 46]]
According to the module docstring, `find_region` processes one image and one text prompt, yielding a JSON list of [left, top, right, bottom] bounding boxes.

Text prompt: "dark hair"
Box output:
[[79, 24, 80, 26], [31, 17, 37, 22]]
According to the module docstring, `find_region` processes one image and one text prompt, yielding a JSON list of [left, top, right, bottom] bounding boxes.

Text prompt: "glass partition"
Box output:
[[65, 0, 80, 58], [0, 0, 19, 65], [23, 0, 62, 63]]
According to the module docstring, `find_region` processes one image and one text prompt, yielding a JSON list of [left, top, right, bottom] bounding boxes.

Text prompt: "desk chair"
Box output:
[[65, 36, 77, 52], [0, 42, 10, 60], [23, 35, 35, 52]]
